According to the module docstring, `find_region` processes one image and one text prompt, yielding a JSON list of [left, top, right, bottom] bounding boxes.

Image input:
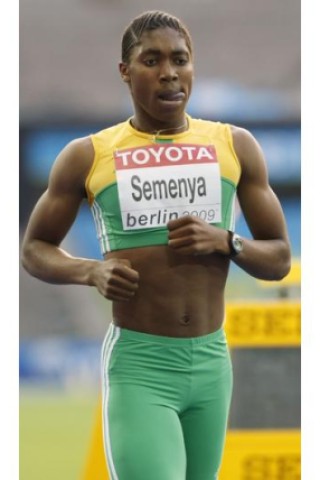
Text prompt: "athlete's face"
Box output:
[[119, 27, 194, 131]]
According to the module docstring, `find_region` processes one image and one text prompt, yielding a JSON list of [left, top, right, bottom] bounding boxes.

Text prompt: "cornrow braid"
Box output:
[[121, 10, 193, 63]]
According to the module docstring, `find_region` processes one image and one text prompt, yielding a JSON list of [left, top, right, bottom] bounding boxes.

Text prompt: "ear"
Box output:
[[119, 62, 130, 83]]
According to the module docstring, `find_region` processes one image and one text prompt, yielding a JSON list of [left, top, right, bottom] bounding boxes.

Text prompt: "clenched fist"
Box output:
[[167, 215, 229, 256], [90, 258, 139, 301]]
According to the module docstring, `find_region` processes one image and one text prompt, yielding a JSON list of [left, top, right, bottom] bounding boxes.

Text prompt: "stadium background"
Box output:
[[19, 1, 301, 479]]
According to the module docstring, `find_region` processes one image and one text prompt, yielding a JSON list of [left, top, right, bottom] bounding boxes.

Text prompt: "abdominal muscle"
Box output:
[[105, 245, 230, 337]]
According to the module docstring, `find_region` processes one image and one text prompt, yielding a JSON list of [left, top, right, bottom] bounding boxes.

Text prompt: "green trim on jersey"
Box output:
[[91, 177, 237, 253], [154, 138, 174, 144], [87, 117, 242, 253]]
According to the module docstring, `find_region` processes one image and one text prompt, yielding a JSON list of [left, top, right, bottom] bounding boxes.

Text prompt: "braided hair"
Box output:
[[121, 11, 193, 63]]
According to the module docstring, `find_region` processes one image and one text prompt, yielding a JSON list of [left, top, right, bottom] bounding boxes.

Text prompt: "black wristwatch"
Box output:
[[228, 231, 243, 256]]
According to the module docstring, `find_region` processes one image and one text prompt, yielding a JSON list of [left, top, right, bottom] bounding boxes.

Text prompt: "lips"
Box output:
[[158, 91, 185, 101]]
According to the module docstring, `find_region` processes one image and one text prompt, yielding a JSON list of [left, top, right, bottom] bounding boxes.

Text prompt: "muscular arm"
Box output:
[[167, 126, 291, 281], [21, 137, 139, 300], [21, 137, 96, 284], [230, 126, 291, 280]]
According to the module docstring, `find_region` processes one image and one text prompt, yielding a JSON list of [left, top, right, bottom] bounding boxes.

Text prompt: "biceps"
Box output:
[[237, 183, 288, 241], [24, 190, 83, 246]]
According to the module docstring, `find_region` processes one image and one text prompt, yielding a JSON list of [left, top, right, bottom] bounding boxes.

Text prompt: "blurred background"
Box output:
[[19, 1, 301, 479]]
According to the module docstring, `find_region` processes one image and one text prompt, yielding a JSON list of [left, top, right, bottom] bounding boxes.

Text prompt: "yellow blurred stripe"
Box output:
[[81, 400, 109, 480], [225, 301, 301, 347], [258, 259, 301, 288], [220, 430, 301, 479]]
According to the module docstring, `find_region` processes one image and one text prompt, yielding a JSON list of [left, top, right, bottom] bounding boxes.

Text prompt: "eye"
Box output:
[[174, 57, 189, 66], [144, 58, 157, 67]]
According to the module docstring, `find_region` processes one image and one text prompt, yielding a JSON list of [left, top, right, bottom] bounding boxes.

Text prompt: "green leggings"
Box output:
[[101, 323, 233, 480]]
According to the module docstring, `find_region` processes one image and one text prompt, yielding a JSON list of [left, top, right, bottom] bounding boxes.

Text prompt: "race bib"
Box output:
[[114, 144, 221, 230]]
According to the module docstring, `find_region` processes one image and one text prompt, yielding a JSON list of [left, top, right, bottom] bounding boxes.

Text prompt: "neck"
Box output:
[[130, 116, 189, 136]]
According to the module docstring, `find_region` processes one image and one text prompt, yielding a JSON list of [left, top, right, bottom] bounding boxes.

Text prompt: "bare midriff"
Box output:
[[105, 245, 230, 337]]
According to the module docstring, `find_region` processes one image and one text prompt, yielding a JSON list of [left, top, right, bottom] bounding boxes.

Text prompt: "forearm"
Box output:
[[231, 237, 291, 281], [21, 239, 98, 286]]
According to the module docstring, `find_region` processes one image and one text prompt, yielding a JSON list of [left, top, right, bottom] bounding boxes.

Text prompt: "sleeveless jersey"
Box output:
[[85, 115, 241, 254]]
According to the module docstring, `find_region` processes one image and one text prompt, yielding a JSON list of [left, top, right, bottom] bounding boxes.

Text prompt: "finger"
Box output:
[[117, 258, 132, 268], [168, 225, 198, 240], [104, 284, 137, 300], [107, 291, 136, 302], [112, 264, 140, 282], [109, 274, 139, 291], [168, 242, 201, 255], [168, 236, 194, 249], [167, 215, 194, 230], [168, 242, 205, 256]]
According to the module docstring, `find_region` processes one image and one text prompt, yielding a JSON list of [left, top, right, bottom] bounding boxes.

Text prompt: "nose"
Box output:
[[159, 60, 178, 82]]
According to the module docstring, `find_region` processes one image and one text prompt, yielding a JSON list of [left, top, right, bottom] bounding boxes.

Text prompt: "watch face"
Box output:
[[232, 234, 243, 253]]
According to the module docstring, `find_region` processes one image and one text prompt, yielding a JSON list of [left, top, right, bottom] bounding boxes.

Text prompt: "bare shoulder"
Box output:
[[52, 135, 94, 176], [230, 124, 267, 183], [48, 135, 95, 195], [230, 125, 263, 161]]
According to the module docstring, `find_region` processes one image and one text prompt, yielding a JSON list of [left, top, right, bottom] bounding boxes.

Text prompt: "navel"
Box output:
[[180, 313, 191, 325]]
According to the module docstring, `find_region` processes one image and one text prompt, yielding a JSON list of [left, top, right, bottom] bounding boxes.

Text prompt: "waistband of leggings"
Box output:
[[110, 323, 226, 346]]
